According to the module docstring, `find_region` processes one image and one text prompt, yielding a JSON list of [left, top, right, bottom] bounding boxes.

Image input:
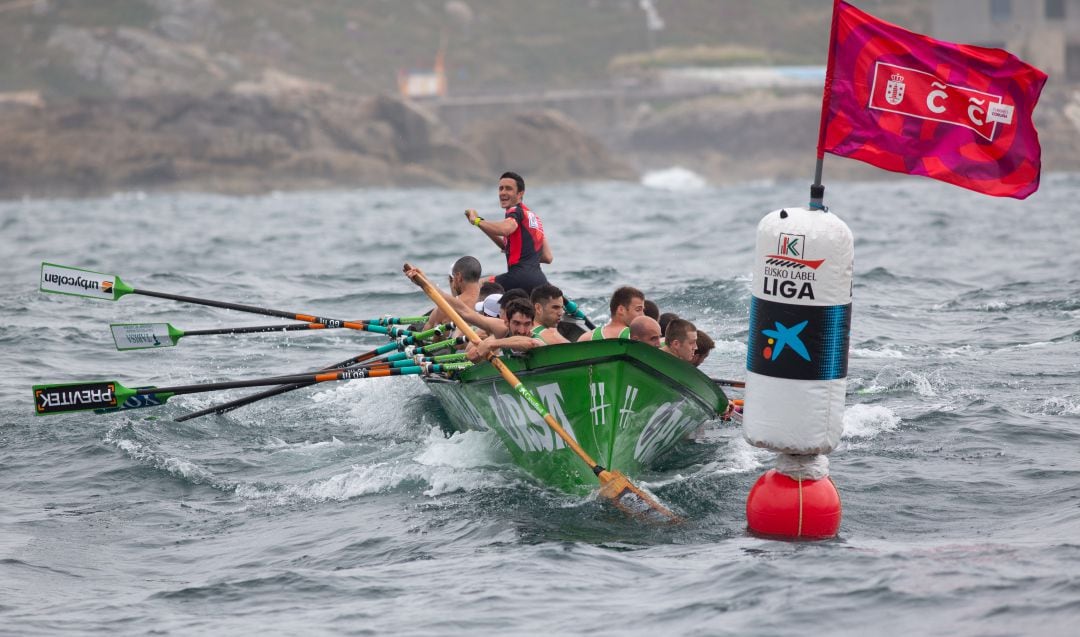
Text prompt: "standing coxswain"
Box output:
[[465, 171, 552, 295]]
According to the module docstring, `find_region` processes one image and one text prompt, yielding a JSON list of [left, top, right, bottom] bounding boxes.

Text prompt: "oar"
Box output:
[[33, 363, 470, 416], [404, 262, 679, 524], [109, 317, 430, 351], [110, 322, 332, 350], [360, 353, 469, 370], [173, 330, 465, 421], [710, 378, 746, 389], [41, 262, 393, 336], [563, 296, 596, 330]]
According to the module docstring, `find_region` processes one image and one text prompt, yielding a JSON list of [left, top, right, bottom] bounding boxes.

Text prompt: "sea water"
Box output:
[[1, 173, 1078, 635]]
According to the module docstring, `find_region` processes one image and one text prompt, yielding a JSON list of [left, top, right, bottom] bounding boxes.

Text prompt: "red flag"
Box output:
[[818, 1, 1048, 199]]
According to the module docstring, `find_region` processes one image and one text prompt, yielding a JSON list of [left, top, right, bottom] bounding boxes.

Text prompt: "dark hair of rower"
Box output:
[[696, 330, 715, 356], [658, 312, 680, 337], [502, 298, 535, 322], [500, 171, 525, 193], [643, 299, 660, 321], [452, 256, 482, 283], [609, 286, 645, 316], [665, 318, 696, 345], [530, 283, 563, 305], [478, 280, 504, 297], [499, 288, 529, 308]]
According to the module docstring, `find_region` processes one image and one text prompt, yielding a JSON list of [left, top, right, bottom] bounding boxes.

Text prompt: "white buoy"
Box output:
[[743, 206, 853, 539]]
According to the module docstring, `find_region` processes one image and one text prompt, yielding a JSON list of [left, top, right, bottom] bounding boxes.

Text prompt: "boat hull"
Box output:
[[424, 340, 727, 494]]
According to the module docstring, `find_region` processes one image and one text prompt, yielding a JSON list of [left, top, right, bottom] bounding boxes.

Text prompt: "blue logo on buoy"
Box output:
[[761, 320, 811, 362]]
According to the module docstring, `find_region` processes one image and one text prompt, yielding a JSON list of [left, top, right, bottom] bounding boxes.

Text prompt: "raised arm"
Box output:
[[539, 236, 553, 264]]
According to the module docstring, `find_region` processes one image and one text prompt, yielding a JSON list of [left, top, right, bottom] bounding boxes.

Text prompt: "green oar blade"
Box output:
[[40, 262, 133, 301], [110, 323, 183, 350], [33, 380, 136, 415]]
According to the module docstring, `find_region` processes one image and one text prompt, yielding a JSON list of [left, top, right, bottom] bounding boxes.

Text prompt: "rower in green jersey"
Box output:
[[530, 283, 570, 345], [465, 298, 546, 362], [577, 286, 646, 342]]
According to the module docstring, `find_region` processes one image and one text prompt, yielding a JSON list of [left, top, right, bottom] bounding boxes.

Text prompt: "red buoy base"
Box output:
[[746, 469, 841, 540]]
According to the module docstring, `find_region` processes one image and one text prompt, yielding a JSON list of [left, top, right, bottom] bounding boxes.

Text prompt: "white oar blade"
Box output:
[[110, 323, 177, 350], [40, 262, 119, 300]]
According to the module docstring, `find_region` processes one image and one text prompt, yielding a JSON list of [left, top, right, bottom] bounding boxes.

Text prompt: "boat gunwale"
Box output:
[[424, 340, 727, 416]]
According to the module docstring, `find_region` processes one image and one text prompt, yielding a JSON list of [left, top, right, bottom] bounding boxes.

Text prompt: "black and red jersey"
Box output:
[[502, 203, 545, 269]]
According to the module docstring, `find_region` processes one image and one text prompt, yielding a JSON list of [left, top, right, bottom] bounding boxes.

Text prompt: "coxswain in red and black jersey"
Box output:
[[465, 171, 552, 295]]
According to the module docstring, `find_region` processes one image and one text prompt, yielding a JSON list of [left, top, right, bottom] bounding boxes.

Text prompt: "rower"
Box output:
[[644, 299, 660, 322], [465, 171, 552, 295], [660, 318, 698, 363], [530, 284, 570, 345], [658, 312, 679, 339], [423, 256, 482, 331], [629, 315, 662, 347], [465, 298, 545, 362], [577, 286, 645, 341], [690, 330, 715, 367]]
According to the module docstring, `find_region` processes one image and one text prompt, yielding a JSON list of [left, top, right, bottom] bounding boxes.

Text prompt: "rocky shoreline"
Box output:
[[0, 77, 635, 200], [1, 80, 1077, 200]]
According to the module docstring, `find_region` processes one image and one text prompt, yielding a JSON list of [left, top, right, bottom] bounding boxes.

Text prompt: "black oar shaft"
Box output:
[[132, 288, 384, 334], [184, 323, 327, 337], [150, 366, 423, 398]]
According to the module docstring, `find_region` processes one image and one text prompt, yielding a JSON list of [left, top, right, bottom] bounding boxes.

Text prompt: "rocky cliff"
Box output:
[[0, 77, 637, 199]]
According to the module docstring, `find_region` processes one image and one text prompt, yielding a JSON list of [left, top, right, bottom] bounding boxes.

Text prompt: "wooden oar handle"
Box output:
[[404, 262, 603, 472]]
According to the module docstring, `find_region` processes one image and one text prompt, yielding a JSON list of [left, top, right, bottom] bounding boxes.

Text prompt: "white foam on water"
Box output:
[[310, 375, 427, 437], [712, 339, 747, 356], [414, 427, 509, 469], [1035, 396, 1080, 416], [414, 428, 517, 497], [697, 434, 770, 476], [851, 347, 905, 359], [233, 427, 518, 504], [234, 461, 419, 504], [860, 366, 940, 397], [1009, 341, 1053, 350], [104, 427, 228, 489], [264, 436, 346, 455], [641, 166, 708, 192], [842, 403, 901, 439]]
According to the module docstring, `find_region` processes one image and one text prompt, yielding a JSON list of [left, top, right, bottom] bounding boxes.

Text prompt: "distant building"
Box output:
[[931, 0, 1080, 82]]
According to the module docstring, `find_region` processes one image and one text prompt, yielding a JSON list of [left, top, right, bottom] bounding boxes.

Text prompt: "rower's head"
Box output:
[[478, 280, 504, 298], [530, 284, 564, 329], [664, 318, 698, 363], [609, 286, 645, 326], [643, 299, 660, 322], [497, 288, 529, 318], [449, 256, 481, 295], [690, 330, 715, 367], [502, 298, 536, 337], [629, 315, 662, 347], [658, 312, 680, 337], [499, 171, 525, 209]]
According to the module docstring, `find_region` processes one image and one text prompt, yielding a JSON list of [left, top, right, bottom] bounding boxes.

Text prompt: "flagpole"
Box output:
[[811, 0, 842, 211]]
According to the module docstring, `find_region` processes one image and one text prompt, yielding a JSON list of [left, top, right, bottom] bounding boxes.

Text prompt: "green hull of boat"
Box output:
[[425, 339, 727, 494]]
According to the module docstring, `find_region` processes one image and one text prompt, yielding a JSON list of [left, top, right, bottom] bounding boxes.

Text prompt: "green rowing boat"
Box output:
[[425, 339, 728, 494]]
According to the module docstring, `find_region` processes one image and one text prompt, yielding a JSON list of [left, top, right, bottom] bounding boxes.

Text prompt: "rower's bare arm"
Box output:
[[494, 335, 542, 351], [453, 300, 507, 338], [539, 237, 553, 264], [576, 331, 592, 343], [483, 217, 518, 238]]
